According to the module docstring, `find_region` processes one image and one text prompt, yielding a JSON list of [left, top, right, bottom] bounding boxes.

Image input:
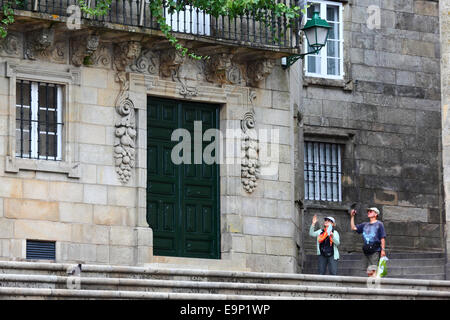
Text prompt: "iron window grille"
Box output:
[[15, 80, 63, 161], [304, 141, 342, 202]]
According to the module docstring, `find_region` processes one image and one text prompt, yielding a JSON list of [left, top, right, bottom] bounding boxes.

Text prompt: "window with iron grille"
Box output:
[[304, 141, 342, 202], [15, 80, 63, 160]]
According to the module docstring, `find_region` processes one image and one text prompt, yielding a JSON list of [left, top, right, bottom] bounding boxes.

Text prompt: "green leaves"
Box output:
[[0, 1, 16, 39], [78, 0, 112, 16]]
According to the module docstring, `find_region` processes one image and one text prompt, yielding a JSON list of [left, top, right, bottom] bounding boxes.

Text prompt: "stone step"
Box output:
[[306, 259, 446, 270], [1, 274, 450, 300], [1, 261, 450, 292], [338, 252, 444, 260], [388, 274, 446, 281], [306, 265, 446, 277]]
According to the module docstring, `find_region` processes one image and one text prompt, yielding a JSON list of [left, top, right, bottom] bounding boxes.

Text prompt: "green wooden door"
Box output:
[[147, 97, 220, 259]]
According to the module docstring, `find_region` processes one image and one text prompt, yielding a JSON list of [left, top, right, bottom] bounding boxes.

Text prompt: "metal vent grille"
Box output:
[[26, 240, 56, 260]]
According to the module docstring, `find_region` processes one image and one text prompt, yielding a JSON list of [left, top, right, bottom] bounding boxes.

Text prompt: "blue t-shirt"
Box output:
[[355, 221, 386, 248]]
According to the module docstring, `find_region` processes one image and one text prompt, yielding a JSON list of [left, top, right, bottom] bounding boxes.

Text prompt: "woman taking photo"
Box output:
[[309, 215, 340, 275]]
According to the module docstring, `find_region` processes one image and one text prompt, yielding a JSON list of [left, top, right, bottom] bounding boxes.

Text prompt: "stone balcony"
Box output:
[[2, 0, 301, 62]]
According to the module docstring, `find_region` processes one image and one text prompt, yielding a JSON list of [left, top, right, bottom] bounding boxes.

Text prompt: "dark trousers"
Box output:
[[318, 254, 338, 275]]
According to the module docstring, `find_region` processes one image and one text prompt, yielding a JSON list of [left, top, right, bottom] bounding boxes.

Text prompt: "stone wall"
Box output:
[[440, 0, 450, 278], [0, 25, 299, 273], [300, 0, 444, 258]]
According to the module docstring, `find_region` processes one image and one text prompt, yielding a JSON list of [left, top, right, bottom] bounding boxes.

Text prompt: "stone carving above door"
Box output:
[[205, 53, 242, 85], [247, 58, 276, 87], [71, 34, 100, 67]]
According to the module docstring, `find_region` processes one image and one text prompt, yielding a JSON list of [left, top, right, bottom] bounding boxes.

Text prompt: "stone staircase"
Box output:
[[303, 252, 447, 280], [0, 260, 450, 299]]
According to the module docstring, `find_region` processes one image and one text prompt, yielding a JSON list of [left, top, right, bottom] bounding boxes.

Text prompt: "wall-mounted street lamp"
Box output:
[[282, 11, 331, 69]]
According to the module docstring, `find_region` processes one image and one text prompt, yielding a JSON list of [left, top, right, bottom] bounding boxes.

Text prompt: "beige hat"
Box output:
[[324, 216, 335, 224], [367, 207, 380, 215]]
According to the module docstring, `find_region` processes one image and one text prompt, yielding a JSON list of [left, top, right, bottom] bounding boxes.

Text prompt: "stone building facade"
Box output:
[[298, 0, 445, 269], [0, 2, 302, 273], [440, 0, 450, 278], [0, 0, 448, 278]]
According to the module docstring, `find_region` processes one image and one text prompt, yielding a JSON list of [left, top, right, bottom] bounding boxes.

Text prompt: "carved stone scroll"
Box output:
[[114, 72, 136, 184], [241, 111, 260, 193], [113, 41, 142, 184], [130, 49, 158, 75]]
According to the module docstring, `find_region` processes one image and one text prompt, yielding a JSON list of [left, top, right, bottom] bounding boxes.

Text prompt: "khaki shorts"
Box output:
[[364, 251, 381, 269]]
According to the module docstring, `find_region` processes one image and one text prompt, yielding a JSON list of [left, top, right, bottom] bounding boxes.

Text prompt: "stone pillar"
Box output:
[[440, 0, 450, 279]]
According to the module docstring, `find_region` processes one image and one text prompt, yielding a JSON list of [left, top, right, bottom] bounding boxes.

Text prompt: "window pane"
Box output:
[[327, 5, 339, 22], [16, 129, 30, 157], [327, 40, 339, 58], [16, 81, 30, 107], [39, 109, 57, 132], [39, 133, 56, 158], [307, 55, 321, 74], [327, 57, 340, 75], [328, 22, 339, 40]]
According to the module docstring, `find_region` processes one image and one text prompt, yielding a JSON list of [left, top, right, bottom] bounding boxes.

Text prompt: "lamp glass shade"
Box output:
[[304, 26, 329, 48]]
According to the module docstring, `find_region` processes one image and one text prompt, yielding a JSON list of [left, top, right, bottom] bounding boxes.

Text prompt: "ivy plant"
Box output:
[[80, 0, 306, 60]]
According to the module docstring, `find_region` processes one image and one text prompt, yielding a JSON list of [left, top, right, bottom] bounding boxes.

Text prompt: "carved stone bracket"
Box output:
[[241, 111, 260, 193], [247, 58, 276, 87], [113, 41, 142, 72], [205, 53, 242, 85], [25, 28, 55, 60], [71, 34, 100, 67], [0, 33, 21, 57], [159, 48, 185, 78], [113, 41, 142, 184], [159, 48, 198, 97]]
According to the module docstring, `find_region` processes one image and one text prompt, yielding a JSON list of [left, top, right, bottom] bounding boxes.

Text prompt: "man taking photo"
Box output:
[[349, 207, 386, 275]]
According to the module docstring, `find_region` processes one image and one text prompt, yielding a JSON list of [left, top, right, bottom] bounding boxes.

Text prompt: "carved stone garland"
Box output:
[[113, 41, 142, 184], [241, 111, 260, 193]]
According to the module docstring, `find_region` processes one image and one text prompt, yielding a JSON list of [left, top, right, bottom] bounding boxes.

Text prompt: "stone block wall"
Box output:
[[0, 60, 152, 265], [440, 0, 450, 278], [300, 0, 444, 257], [0, 27, 299, 273]]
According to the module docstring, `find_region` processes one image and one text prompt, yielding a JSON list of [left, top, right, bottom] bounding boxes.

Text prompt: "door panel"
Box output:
[[147, 97, 220, 259]]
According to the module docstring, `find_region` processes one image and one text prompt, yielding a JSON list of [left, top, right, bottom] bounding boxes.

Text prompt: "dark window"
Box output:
[[26, 240, 56, 260], [304, 141, 342, 202], [16, 80, 63, 160]]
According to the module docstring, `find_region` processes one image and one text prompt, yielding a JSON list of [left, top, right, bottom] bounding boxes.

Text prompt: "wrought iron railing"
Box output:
[[1, 0, 301, 49]]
